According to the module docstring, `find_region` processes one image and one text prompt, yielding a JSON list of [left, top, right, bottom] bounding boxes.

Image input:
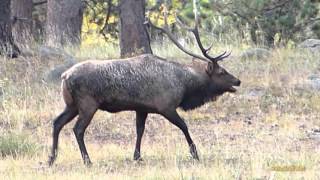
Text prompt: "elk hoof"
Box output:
[[190, 144, 199, 160], [134, 151, 143, 161], [134, 155, 143, 161], [48, 156, 56, 167], [84, 160, 93, 167], [83, 156, 92, 167]]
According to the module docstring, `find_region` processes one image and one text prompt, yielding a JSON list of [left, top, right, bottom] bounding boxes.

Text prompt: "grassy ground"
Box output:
[[0, 43, 320, 179]]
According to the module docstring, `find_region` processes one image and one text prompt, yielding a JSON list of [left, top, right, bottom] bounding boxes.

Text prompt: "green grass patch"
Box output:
[[0, 133, 38, 158]]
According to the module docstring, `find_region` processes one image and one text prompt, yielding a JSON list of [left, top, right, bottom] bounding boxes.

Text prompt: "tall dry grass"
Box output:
[[0, 41, 320, 179]]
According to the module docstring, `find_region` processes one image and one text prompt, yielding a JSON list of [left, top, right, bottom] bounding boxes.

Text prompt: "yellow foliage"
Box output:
[[147, 9, 177, 27], [81, 14, 117, 46]]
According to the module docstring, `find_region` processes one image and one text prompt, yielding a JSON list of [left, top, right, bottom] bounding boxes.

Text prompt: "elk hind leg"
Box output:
[[48, 106, 78, 166], [73, 99, 97, 166]]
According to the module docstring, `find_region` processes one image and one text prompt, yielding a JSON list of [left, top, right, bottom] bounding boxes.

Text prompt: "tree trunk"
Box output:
[[119, 0, 152, 58], [11, 0, 33, 48], [249, 23, 258, 45], [46, 0, 84, 47], [0, 0, 20, 57]]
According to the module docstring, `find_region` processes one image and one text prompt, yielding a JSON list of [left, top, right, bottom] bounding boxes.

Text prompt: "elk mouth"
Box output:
[[228, 80, 241, 93], [228, 86, 237, 93]]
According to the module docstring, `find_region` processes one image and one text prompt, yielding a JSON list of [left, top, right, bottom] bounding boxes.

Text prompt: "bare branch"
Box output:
[[100, 0, 113, 40], [175, 16, 194, 32], [263, 0, 291, 11], [293, 17, 320, 34], [33, 0, 47, 6]]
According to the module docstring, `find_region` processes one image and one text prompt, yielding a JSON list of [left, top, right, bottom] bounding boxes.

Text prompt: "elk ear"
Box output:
[[206, 62, 215, 75]]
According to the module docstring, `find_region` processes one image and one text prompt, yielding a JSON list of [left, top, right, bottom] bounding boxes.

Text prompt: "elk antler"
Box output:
[[145, 5, 209, 62], [146, 2, 230, 62], [177, 3, 231, 62]]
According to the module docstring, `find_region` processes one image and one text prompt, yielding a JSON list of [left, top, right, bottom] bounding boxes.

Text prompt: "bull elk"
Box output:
[[48, 10, 241, 166]]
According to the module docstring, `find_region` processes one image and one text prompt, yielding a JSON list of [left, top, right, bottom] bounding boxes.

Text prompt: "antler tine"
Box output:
[[190, 0, 231, 62], [191, 19, 231, 62], [145, 10, 209, 62], [176, 16, 219, 60], [213, 51, 231, 61], [145, 3, 230, 63], [176, 16, 212, 55], [205, 43, 213, 53]]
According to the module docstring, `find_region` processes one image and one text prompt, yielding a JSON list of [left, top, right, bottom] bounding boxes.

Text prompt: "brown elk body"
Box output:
[[48, 54, 240, 166]]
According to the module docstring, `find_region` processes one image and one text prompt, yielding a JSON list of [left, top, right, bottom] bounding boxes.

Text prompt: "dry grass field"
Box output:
[[0, 44, 320, 179]]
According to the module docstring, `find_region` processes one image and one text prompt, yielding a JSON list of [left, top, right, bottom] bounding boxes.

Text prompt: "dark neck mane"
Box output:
[[179, 84, 226, 111]]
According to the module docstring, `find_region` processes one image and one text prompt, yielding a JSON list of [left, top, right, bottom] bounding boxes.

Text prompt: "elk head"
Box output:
[[205, 60, 241, 93], [146, 8, 241, 93]]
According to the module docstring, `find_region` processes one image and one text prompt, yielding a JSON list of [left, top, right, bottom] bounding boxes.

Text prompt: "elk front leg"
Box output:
[[134, 111, 148, 160], [162, 110, 199, 160]]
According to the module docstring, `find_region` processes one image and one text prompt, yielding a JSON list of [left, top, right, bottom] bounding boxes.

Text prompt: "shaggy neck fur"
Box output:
[[179, 71, 227, 111]]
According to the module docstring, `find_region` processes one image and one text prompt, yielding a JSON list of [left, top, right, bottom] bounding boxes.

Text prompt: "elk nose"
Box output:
[[235, 80, 241, 86]]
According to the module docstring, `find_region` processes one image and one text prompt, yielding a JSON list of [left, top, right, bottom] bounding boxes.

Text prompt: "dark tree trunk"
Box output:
[[119, 0, 152, 58], [11, 0, 33, 48], [46, 0, 84, 47], [249, 23, 258, 45], [0, 0, 20, 57]]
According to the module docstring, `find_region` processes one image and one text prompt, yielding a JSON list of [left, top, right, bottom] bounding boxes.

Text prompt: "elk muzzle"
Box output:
[[228, 79, 241, 93]]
